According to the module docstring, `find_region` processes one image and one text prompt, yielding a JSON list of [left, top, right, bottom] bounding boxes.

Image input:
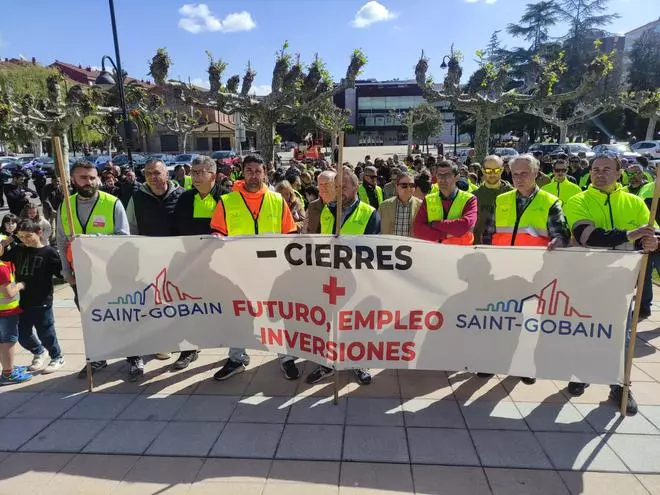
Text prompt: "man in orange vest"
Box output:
[[412, 160, 477, 244], [479, 154, 570, 385]]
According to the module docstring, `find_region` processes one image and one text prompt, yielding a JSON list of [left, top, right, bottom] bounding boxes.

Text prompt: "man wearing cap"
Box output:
[[6, 171, 38, 216], [358, 165, 383, 209]]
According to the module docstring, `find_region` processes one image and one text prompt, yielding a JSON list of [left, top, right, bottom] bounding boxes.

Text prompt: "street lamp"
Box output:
[[94, 0, 132, 165]]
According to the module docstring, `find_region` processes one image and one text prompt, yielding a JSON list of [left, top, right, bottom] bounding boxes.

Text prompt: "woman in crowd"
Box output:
[[19, 205, 51, 246], [275, 180, 306, 232]]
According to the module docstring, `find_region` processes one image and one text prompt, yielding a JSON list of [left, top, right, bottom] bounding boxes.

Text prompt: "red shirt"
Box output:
[[413, 194, 478, 243], [0, 261, 21, 316]]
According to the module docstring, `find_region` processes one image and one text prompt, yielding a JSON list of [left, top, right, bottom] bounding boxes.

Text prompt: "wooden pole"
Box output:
[[53, 137, 94, 392], [621, 171, 660, 415], [333, 131, 345, 406]]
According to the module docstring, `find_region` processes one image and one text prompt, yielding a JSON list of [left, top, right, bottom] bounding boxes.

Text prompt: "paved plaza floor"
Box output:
[[2, 284, 660, 494]]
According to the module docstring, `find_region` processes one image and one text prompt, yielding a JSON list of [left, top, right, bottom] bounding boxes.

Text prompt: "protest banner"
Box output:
[[73, 235, 641, 385]]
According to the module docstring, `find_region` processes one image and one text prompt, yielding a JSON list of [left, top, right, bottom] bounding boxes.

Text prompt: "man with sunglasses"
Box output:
[[378, 171, 421, 236], [623, 164, 648, 196], [563, 152, 658, 415], [541, 159, 582, 204], [473, 155, 512, 244], [358, 166, 383, 209]]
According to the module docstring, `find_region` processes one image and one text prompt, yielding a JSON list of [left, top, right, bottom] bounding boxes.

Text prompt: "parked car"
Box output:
[[592, 143, 641, 162], [0, 157, 18, 168], [631, 140, 660, 159], [491, 147, 519, 157], [93, 155, 113, 168], [112, 153, 149, 167], [555, 143, 595, 158], [527, 143, 564, 155], [211, 150, 241, 165], [172, 153, 199, 166], [148, 153, 178, 166]]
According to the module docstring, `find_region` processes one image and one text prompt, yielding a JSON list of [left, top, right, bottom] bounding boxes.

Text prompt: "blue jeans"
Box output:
[[0, 314, 20, 344], [642, 253, 660, 312], [18, 306, 62, 360]]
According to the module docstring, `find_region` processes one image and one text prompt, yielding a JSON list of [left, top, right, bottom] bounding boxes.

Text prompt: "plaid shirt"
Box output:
[[394, 198, 412, 237], [482, 187, 570, 245]]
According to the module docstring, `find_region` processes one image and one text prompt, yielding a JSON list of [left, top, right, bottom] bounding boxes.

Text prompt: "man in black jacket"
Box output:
[[170, 155, 221, 369], [6, 171, 38, 215]]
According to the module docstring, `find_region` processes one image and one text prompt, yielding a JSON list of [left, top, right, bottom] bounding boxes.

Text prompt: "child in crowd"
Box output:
[[0, 213, 20, 254], [3, 219, 64, 373], [0, 241, 30, 384]]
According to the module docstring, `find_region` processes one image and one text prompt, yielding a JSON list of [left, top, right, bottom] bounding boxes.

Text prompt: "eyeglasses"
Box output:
[[397, 183, 414, 189], [365, 174, 377, 179], [483, 168, 502, 175]]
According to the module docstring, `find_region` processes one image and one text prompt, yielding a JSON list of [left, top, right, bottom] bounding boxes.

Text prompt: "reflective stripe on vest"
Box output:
[[358, 184, 383, 207], [193, 193, 217, 219], [425, 189, 475, 245], [493, 189, 557, 247], [564, 184, 651, 251], [320, 201, 374, 235], [220, 190, 284, 236], [0, 261, 19, 311], [541, 179, 582, 205]]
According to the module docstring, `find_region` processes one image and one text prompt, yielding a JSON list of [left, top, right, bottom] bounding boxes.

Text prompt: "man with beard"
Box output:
[[473, 155, 512, 244], [56, 160, 130, 379], [210, 155, 300, 381]]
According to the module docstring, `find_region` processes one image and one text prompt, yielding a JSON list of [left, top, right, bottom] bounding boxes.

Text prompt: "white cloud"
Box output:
[[352, 1, 397, 28], [251, 84, 271, 96], [178, 3, 256, 33], [191, 77, 210, 89]]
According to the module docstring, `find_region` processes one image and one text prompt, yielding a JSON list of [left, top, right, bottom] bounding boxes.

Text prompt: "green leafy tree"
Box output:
[[506, 1, 561, 51], [413, 103, 444, 153], [628, 29, 660, 92]]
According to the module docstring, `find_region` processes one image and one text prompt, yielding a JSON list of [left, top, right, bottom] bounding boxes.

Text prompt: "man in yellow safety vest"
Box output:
[[210, 155, 300, 381], [541, 159, 582, 204], [358, 165, 383, 209], [306, 166, 380, 386]]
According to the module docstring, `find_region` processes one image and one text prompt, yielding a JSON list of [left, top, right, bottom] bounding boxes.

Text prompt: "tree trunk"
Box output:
[[32, 138, 43, 157], [646, 116, 658, 141], [407, 124, 414, 156], [474, 111, 491, 163], [178, 133, 188, 153], [331, 131, 338, 164], [106, 138, 113, 156], [558, 124, 569, 144], [257, 122, 276, 164], [142, 133, 149, 153]]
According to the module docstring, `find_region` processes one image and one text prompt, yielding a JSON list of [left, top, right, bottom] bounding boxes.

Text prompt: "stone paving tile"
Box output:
[[123, 456, 204, 484], [173, 395, 239, 422], [401, 398, 466, 428], [412, 465, 491, 495], [146, 421, 225, 457], [62, 393, 137, 420], [0, 453, 73, 493], [0, 418, 53, 451], [268, 460, 340, 485], [209, 422, 284, 458], [574, 403, 660, 434], [606, 434, 660, 472], [196, 458, 271, 483], [343, 425, 409, 463], [560, 471, 651, 495], [116, 393, 188, 421], [0, 392, 38, 417], [398, 370, 453, 400], [641, 405, 660, 431], [83, 420, 168, 454], [8, 392, 85, 419], [20, 419, 109, 453], [230, 395, 291, 423], [501, 378, 567, 403], [287, 397, 347, 425], [460, 401, 529, 430], [535, 431, 629, 472], [339, 462, 413, 494], [628, 382, 660, 405], [190, 483, 265, 494], [486, 468, 569, 494], [516, 402, 595, 433], [263, 482, 339, 494], [635, 474, 660, 494], [451, 375, 512, 404], [407, 427, 480, 466], [275, 424, 343, 461], [471, 430, 552, 469], [345, 397, 403, 426]]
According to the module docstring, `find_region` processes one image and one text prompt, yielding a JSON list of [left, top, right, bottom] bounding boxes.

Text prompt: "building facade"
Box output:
[[336, 79, 456, 147], [622, 17, 660, 81]]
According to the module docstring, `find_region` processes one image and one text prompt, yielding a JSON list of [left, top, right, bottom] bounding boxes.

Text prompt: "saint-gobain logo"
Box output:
[[91, 267, 222, 323]]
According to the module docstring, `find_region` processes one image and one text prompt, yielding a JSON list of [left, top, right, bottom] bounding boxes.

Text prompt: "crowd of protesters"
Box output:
[[0, 146, 658, 416]]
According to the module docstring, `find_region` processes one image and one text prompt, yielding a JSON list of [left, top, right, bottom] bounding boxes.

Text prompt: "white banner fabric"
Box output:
[[73, 235, 642, 385]]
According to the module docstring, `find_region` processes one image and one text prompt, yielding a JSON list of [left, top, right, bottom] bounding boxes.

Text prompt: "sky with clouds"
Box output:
[[0, 0, 655, 95]]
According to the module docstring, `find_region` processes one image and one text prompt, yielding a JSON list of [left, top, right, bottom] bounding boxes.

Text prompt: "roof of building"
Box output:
[[51, 60, 152, 88], [625, 17, 660, 36]]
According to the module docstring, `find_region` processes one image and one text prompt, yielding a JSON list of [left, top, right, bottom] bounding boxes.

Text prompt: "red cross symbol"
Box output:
[[323, 276, 346, 305]]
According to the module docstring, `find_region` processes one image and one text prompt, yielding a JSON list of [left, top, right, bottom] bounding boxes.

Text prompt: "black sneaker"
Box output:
[[77, 361, 108, 379], [306, 365, 335, 384], [213, 359, 246, 381], [127, 357, 144, 382], [567, 381, 588, 396], [520, 377, 536, 385], [280, 360, 300, 380], [173, 350, 199, 370], [353, 368, 372, 385], [640, 308, 652, 320], [477, 372, 494, 378], [610, 385, 638, 416]]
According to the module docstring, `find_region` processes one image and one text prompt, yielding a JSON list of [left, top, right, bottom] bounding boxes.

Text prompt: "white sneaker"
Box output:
[[29, 352, 48, 371], [42, 358, 65, 374], [155, 352, 172, 360]]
